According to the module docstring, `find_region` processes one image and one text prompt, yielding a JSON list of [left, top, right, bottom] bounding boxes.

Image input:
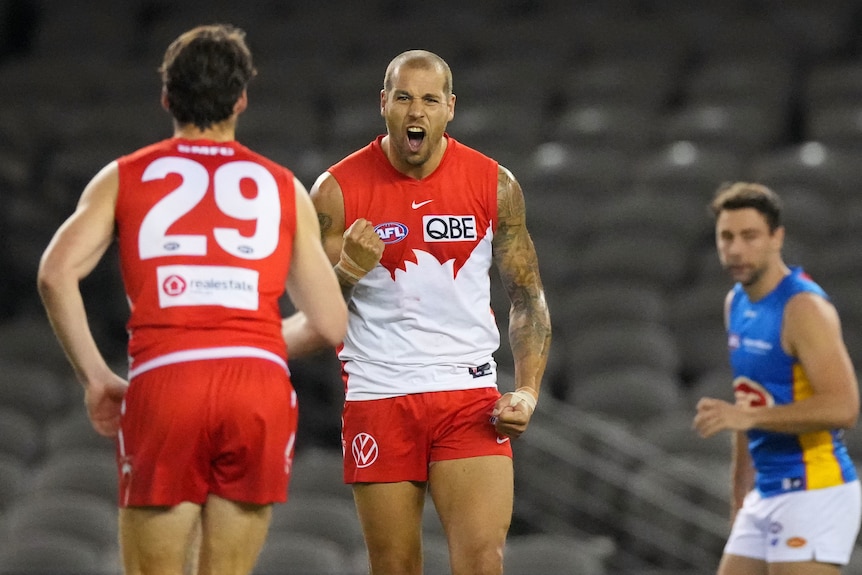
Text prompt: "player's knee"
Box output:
[[367, 551, 423, 575], [450, 541, 504, 575]]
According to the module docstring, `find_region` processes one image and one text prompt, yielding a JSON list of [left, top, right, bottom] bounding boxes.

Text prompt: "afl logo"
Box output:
[[733, 376, 775, 408], [162, 274, 187, 296], [728, 333, 740, 351], [351, 432, 379, 468], [374, 222, 408, 244]]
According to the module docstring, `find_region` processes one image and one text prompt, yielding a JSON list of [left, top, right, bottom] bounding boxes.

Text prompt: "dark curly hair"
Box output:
[[159, 24, 256, 130]]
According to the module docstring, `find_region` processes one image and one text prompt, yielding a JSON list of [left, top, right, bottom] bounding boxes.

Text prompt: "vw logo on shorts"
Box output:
[[351, 432, 379, 468]]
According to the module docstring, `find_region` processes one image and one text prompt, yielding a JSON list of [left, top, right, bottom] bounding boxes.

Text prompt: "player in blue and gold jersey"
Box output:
[[693, 182, 860, 575]]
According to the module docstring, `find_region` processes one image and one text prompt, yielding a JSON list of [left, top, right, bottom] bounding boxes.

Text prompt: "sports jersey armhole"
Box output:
[[489, 161, 500, 232]]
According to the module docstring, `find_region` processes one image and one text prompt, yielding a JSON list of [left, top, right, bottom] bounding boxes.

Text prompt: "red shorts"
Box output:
[[117, 357, 297, 507], [341, 388, 512, 483]]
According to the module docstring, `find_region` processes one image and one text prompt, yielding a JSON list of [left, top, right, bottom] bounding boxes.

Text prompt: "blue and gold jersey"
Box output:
[[728, 266, 857, 497]]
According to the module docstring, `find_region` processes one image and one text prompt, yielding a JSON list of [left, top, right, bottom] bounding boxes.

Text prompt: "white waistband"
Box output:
[[129, 346, 288, 379]]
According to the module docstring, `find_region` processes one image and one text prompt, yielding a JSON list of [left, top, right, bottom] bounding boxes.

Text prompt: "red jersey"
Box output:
[[115, 138, 296, 377], [330, 135, 500, 399]]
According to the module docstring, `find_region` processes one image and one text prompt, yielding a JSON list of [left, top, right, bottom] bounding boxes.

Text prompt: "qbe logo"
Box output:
[[351, 432, 379, 468], [374, 222, 408, 244], [423, 215, 477, 242]]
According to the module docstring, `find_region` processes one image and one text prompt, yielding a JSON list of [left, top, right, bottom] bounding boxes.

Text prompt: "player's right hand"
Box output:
[[339, 218, 385, 280]]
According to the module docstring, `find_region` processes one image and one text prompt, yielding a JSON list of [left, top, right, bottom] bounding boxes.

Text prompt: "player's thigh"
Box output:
[[353, 481, 426, 554], [120, 502, 201, 575], [768, 561, 841, 575], [197, 494, 272, 575], [428, 455, 513, 544], [718, 553, 767, 575]]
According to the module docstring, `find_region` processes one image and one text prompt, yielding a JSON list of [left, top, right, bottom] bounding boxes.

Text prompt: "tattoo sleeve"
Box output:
[[493, 166, 552, 395], [316, 209, 356, 301]]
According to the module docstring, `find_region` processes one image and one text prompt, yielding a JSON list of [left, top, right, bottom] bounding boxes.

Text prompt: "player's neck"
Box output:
[[173, 120, 236, 142], [744, 260, 791, 302]]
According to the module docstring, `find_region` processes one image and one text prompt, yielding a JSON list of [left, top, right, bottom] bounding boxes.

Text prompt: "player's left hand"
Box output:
[[492, 389, 537, 439], [85, 372, 129, 438]]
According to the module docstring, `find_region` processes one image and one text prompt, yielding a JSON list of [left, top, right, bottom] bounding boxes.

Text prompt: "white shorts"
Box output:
[[725, 480, 861, 565]]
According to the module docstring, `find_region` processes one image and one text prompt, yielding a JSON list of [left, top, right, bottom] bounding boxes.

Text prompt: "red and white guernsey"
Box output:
[[331, 135, 500, 400], [115, 138, 296, 378]]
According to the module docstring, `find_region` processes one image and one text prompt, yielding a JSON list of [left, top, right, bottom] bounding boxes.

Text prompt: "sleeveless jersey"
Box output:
[[115, 138, 297, 377], [728, 266, 857, 496], [330, 135, 500, 400]]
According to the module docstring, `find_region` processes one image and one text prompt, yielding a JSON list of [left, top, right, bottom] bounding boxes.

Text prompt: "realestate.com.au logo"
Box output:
[[162, 275, 187, 296]]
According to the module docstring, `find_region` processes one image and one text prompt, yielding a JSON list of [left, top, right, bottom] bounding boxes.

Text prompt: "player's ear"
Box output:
[[233, 89, 248, 115], [160, 87, 170, 112]]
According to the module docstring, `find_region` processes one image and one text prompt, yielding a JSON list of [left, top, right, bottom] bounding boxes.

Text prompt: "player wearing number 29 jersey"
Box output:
[[37, 25, 346, 575], [116, 138, 296, 377]]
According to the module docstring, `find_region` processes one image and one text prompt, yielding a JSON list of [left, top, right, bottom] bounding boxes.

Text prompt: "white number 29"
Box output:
[[138, 157, 281, 260]]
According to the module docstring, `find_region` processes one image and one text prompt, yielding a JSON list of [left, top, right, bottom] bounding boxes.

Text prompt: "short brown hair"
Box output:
[[710, 182, 783, 231], [160, 24, 256, 130]]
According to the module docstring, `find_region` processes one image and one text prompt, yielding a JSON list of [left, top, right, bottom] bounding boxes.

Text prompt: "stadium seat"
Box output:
[[667, 282, 732, 382], [686, 367, 735, 410], [570, 232, 691, 292], [29, 449, 119, 505], [44, 405, 115, 456], [521, 143, 632, 198], [555, 55, 681, 112], [2, 492, 118, 553], [568, 367, 686, 429], [0, 533, 110, 575], [657, 103, 786, 155], [566, 323, 682, 381], [422, 534, 451, 575], [551, 102, 657, 155], [585, 189, 708, 245], [551, 282, 669, 337], [749, 142, 862, 203], [268, 495, 366, 556], [504, 533, 610, 575], [0, 313, 71, 374], [253, 532, 355, 575], [0, 406, 44, 464], [631, 141, 746, 202], [805, 104, 862, 151], [803, 61, 862, 111], [289, 447, 352, 502], [0, 359, 71, 421], [0, 454, 27, 513], [639, 410, 731, 461], [680, 56, 795, 110]]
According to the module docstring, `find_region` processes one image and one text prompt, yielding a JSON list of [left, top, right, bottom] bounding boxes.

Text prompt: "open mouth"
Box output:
[[407, 127, 425, 152]]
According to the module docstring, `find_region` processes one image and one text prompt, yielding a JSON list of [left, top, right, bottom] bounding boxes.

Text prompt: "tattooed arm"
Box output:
[[491, 165, 552, 439]]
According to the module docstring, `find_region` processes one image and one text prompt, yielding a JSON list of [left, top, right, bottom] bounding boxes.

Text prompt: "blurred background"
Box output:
[[2, 0, 862, 573]]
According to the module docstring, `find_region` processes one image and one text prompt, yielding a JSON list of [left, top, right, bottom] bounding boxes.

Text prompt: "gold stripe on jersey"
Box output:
[[795, 364, 844, 489]]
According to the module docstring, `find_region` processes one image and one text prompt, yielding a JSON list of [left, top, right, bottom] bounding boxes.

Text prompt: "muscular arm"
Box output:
[[37, 162, 128, 436], [695, 292, 859, 437], [751, 292, 859, 433], [38, 162, 119, 384], [491, 166, 552, 435], [283, 176, 348, 352], [729, 431, 754, 521]]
